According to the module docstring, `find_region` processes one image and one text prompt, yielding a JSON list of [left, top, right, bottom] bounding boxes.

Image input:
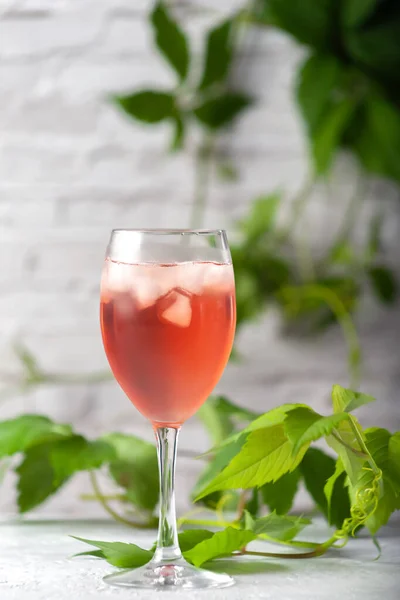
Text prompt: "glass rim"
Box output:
[[111, 228, 226, 236]]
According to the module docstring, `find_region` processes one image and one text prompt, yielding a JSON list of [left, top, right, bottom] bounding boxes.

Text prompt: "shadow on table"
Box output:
[[205, 558, 288, 576]]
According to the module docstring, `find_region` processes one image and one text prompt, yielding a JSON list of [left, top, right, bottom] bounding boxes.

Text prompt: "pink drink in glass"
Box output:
[[100, 259, 236, 426]]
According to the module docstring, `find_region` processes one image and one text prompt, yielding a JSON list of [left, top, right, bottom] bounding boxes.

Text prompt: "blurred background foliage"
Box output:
[[113, 0, 399, 385]]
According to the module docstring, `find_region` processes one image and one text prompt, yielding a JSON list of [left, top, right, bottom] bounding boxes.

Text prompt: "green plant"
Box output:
[[2, 385, 396, 568], [258, 0, 400, 181]]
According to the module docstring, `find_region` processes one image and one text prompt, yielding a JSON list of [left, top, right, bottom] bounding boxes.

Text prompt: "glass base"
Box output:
[[103, 558, 235, 589]]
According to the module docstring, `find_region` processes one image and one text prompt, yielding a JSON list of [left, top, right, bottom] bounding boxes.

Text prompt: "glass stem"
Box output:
[[153, 426, 182, 563]]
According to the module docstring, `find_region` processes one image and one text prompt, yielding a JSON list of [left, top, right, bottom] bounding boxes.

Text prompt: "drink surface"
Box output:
[[100, 259, 236, 426]]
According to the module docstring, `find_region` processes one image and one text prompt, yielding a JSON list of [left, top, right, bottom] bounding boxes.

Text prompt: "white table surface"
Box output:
[[1, 517, 399, 600]]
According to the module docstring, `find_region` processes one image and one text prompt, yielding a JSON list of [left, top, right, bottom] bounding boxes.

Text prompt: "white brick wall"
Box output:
[[1, 0, 400, 515]]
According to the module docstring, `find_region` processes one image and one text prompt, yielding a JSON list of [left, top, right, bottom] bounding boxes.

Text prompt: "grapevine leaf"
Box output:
[[178, 530, 214, 553], [0, 415, 72, 458], [16, 443, 68, 513], [151, 2, 189, 81], [284, 407, 349, 454], [195, 425, 308, 500], [192, 437, 244, 507], [296, 54, 341, 134], [184, 527, 256, 567], [301, 447, 334, 516], [312, 97, 356, 174], [239, 193, 281, 243], [198, 396, 259, 446], [104, 433, 159, 512], [368, 266, 397, 304], [388, 432, 400, 480], [199, 18, 234, 90], [326, 416, 366, 485], [252, 512, 311, 541], [71, 537, 153, 568], [342, 0, 378, 28], [193, 93, 252, 129], [50, 436, 116, 485], [114, 91, 176, 124], [331, 385, 375, 413], [260, 469, 300, 515]]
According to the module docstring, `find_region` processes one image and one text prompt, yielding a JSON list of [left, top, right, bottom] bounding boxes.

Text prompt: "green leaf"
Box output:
[[195, 424, 308, 500], [252, 512, 311, 541], [151, 2, 189, 81], [74, 549, 105, 560], [323, 458, 351, 527], [346, 15, 400, 84], [342, 0, 378, 28], [194, 93, 252, 129], [326, 416, 366, 485], [332, 385, 375, 413], [388, 432, 400, 481], [284, 407, 349, 454], [260, 469, 300, 515], [211, 403, 307, 453], [367, 213, 383, 259], [114, 90, 176, 124], [104, 433, 159, 511], [192, 438, 244, 508], [178, 529, 214, 553], [50, 436, 115, 484], [0, 415, 72, 458], [297, 54, 341, 134], [329, 241, 355, 265], [312, 97, 356, 174], [363, 93, 400, 181], [302, 448, 350, 527], [170, 114, 185, 151], [184, 527, 256, 567], [267, 0, 336, 50], [71, 537, 152, 568], [14, 343, 43, 385], [239, 193, 281, 243], [198, 396, 259, 446], [301, 447, 334, 516], [199, 18, 234, 90], [368, 266, 397, 304], [16, 443, 68, 513]]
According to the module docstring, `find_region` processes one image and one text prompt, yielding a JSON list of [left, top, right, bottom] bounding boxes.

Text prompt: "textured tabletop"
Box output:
[[1, 517, 399, 600]]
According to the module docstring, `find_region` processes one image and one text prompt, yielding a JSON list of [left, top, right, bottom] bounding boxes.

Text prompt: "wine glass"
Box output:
[[100, 229, 236, 589]]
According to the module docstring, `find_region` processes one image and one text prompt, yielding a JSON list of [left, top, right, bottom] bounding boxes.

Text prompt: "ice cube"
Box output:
[[114, 292, 135, 318], [134, 276, 162, 309], [158, 290, 192, 327], [203, 263, 233, 293], [103, 261, 129, 293], [177, 262, 207, 295]]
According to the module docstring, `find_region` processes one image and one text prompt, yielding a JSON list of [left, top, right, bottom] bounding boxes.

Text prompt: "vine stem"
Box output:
[[283, 284, 361, 388], [189, 134, 215, 229], [332, 174, 366, 247], [236, 489, 249, 520], [278, 178, 315, 243], [331, 431, 368, 459], [89, 471, 157, 529], [348, 416, 381, 476]]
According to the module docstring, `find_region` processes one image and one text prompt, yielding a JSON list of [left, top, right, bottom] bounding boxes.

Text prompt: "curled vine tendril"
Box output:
[[334, 466, 383, 543]]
